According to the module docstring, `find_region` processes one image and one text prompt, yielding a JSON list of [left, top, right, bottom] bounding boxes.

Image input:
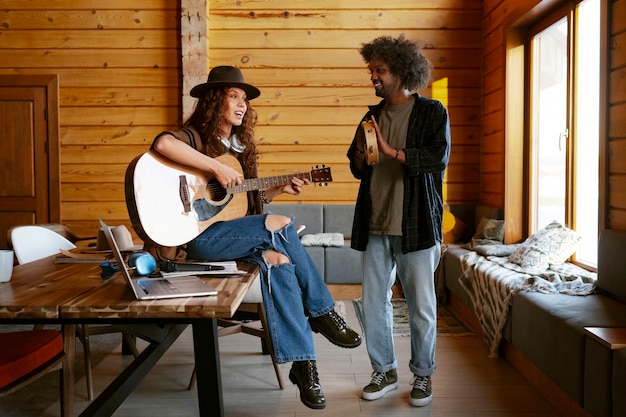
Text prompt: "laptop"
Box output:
[[99, 219, 218, 300]]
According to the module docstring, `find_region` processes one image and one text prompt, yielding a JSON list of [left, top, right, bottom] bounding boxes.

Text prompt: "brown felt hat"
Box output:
[[189, 66, 260, 100]]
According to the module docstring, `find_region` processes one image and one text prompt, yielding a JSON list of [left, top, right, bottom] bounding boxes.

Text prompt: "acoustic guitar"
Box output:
[[361, 120, 379, 165], [125, 151, 332, 247]]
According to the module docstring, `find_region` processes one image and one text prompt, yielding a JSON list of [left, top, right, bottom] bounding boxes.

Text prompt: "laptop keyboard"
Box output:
[[138, 278, 180, 295]]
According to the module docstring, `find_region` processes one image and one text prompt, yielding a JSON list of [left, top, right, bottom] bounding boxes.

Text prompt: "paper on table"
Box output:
[[55, 249, 111, 263]]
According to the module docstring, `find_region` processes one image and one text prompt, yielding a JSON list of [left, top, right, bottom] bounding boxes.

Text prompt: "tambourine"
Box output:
[[361, 121, 379, 165]]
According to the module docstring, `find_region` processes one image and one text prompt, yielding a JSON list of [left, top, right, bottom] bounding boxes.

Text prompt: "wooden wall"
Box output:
[[0, 0, 482, 238], [205, 0, 483, 208], [3, 0, 622, 241], [608, 0, 626, 231], [0, 1, 181, 237]]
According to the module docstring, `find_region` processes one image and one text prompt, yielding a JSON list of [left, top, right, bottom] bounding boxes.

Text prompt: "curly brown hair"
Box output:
[[184, 87, 259, 179], [359, 34, 433, 91]]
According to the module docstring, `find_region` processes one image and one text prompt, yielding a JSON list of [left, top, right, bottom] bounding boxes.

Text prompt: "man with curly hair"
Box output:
[[347, 35, 451, 407]]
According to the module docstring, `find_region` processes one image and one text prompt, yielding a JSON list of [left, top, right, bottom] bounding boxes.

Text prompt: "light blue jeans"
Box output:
[[186, 213, 336, 363], [362, 235, 439, 377]]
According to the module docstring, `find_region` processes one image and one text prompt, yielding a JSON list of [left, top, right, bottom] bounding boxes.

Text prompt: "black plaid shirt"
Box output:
[[347, 94, 451, 253]]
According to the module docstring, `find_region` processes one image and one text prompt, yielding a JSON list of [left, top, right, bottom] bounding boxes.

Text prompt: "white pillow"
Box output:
[[508, 221, 581, 270], [300, 233, 344, 247]]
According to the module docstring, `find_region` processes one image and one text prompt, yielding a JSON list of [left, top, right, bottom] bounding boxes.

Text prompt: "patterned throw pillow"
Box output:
[[508, 221, 581, 270], [473, 217, 505, 242]]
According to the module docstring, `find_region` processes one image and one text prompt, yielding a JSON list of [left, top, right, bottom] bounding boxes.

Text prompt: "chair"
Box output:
[[9, 225, 78, 264], [7, 224, 138, 401], [0, 329, 69, 416], [188, 277, 284, 390]]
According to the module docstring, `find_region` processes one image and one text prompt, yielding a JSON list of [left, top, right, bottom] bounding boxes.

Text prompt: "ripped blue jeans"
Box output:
[[186, 213, 336, 363]]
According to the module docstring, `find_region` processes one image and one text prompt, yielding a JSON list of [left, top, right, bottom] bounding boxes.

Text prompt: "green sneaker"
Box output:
[[361, 369, 398, 400], [409, 375, 432, 407]]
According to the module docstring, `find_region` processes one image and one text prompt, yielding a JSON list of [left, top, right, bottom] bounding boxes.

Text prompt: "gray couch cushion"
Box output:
[[597, 229, 626, 304], [263, 203, 362, 284], [511, 291, 626, 404], [324, 246, 362, 284], [443, 245, 471, 305], [264, 203, 323, 234], [323, 204, 355, 238], [305, 246, 324, 279]]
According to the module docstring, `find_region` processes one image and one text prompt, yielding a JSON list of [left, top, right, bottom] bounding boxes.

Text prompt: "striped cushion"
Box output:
[[0, 330, 63, 388]]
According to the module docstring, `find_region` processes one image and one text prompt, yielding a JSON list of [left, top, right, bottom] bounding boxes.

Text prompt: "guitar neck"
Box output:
[[227, 172, 311, 194]]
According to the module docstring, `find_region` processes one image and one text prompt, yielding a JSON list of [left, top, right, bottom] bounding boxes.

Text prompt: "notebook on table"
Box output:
[[99, 219, 218, 300]]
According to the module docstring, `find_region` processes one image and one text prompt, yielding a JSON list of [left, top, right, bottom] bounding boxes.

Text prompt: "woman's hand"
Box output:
[[212, 162, 242, 189], [265, 176, 310, 201]]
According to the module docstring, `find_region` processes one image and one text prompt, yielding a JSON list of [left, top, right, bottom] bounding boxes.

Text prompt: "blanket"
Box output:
[[459, 251, 597, 357]]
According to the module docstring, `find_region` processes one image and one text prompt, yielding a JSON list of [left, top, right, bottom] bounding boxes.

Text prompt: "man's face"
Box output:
[[367, 59, 403, 99]]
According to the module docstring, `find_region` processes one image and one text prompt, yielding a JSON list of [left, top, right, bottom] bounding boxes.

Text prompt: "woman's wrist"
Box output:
[[259, 189, 273, 204]]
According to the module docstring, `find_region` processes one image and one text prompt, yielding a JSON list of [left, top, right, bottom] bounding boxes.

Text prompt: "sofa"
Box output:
[[263, 203, 362, 284], [441, 204, 626, 417]]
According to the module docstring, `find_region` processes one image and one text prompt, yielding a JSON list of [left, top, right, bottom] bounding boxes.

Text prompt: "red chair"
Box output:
[[0, 329, 69, 416], [7, 223, 139, 401]]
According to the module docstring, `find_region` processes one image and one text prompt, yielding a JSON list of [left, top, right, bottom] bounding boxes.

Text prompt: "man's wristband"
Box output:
[[393, 148, 399, 160]]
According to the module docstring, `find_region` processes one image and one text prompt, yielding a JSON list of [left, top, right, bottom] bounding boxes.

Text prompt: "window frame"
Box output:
[[503, 0, 608, 270]]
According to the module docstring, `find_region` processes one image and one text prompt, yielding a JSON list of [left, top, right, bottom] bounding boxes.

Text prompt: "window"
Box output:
[[527, 0, 600, 267]]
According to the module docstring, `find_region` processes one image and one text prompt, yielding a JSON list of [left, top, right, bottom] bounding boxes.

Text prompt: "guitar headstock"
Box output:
[[310, 165, 332, 186]]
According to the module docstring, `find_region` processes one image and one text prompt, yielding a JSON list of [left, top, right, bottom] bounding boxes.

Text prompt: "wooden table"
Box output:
[[0, 256, 259, 417], [584, 326, 626, 350]]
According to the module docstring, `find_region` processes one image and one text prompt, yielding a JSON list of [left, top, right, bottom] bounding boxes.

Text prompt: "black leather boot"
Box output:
[[289, 360, 326, 409], [309, 309, 362, 348]]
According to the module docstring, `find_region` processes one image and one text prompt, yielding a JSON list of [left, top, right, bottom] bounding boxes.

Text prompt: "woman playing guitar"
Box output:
[[143, 66, 361, 410]]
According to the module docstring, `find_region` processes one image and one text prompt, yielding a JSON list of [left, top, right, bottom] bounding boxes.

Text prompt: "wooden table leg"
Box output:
[[192, 319, 223, 417], [62, 324, 75, 417], [78, 323, 187, 417]]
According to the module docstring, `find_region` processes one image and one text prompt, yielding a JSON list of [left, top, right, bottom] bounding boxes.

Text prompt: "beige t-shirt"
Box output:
[[369, 98, 414, 235]]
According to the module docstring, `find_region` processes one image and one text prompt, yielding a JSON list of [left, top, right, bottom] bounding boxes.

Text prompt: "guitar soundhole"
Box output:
[[193, 195, 233, 221], [206, 179, 227, 201]]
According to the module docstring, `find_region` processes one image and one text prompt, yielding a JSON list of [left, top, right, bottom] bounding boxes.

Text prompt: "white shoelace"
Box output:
[[410, 375, 428, 392], [370, 372, 387, 385]]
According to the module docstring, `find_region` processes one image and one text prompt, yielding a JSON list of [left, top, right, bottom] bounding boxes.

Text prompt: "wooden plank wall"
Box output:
[[0, 0, 483, 237], [608, 0, 626, 230], [481, 0, 626, 233], [0, 1, 181, 237], [206, 0, 483, 208]]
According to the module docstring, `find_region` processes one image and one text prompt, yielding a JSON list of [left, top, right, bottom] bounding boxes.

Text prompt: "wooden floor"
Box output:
[[1, 300, 560, 417]]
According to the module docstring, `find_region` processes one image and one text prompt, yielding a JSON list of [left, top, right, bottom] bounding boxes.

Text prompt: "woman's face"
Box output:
[[220, 87, 248, 133]]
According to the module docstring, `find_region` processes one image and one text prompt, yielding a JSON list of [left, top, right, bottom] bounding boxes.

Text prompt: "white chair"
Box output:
[[10, 225, 77, 264], [8, 224, 138, 401]]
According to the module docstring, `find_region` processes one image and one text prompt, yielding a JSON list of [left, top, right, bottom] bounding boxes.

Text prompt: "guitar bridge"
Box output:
[[179, 175, 191, 213]]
